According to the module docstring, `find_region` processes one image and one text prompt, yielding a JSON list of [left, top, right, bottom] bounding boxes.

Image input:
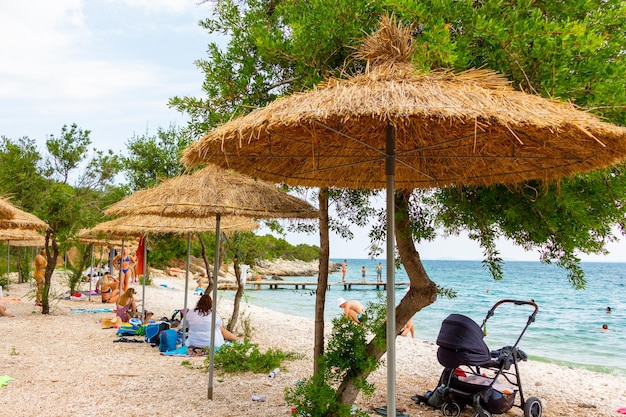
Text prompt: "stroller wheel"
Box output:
[[523, 396, 543, 417], [441, 401, 461, 417]]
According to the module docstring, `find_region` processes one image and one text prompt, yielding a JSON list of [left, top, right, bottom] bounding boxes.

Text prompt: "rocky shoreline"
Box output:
[[159, 257, 341, 288]]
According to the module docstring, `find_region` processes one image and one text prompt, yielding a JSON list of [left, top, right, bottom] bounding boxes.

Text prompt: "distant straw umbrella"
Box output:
[[181, 15, 626, 415], [104, 164, 318, 399], [0, 197, 48, 230], [1, 228, 46, 292], [87, 214, 259, 340]]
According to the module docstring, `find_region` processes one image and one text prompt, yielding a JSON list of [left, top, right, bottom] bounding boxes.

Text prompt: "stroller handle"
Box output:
[[484, 299, 539, 326]]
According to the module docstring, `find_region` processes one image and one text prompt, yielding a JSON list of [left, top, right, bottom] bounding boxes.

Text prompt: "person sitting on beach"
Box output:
[[116, 288, 137, 322], [399, 317, 415, 338], [0, 304, 14, 318], [100, 274, 120, 304], [338, 297, 366, 324], [185, 292, 242, 354]]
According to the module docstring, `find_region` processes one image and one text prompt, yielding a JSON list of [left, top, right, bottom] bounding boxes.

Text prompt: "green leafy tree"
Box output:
[[0, 125, 124, 313], [176, 0, 626, 406], [122, 125, 192, 191]]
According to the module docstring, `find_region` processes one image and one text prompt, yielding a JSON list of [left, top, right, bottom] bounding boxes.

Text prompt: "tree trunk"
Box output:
[[314, 188, 330, 373], [228, 256, 243, 332], [42, 229, 59, 315], [337, 188, 437, 404], [198, 234, 214, 294]]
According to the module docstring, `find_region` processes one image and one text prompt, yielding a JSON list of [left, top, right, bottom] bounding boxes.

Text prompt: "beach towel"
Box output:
[[71, 308, 113, 314], [0, 375, 14, 387], [116, 321, 145, 336], [159, 346, 193, 356]]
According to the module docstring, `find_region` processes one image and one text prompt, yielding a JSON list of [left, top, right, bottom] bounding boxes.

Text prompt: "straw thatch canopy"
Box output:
[[0, 197, 48, 230], [7, 237, 46, 247], [89, 214, 259, 236], [77, 229, 138, 248], [0, 198, 14, 219], [0, 228, 45, 242], [182, 16, 626, 189], [104, 165, 318, 219]]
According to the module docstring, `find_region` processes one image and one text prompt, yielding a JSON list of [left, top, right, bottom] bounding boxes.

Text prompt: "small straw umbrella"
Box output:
[[0, 198, 48, 291], [0, 198, 48, 230], [181, 16, 626, 415], [87, 214, 259, 342], [104, 165, 319, 399], [0, 229, 46, 292]]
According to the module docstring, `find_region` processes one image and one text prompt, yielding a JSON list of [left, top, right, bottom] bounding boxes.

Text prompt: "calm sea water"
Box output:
[[218, 259, 626, 376]]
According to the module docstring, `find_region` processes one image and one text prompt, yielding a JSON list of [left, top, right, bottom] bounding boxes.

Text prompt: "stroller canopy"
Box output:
[[436, 313, 491, 368]]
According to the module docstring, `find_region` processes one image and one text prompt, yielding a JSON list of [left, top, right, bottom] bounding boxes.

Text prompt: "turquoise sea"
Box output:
[[219, 259, 626, 376]]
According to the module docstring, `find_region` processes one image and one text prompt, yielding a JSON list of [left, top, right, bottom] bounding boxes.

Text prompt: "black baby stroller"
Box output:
[[413, 299, 542, 417]]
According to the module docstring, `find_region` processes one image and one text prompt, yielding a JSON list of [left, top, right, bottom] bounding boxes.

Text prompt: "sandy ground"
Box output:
[[1, 272, 625, 417]]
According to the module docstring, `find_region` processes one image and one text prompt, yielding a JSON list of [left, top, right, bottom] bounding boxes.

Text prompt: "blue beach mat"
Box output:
[[71, 308, 113, 314], [160, 346, 192, 356]]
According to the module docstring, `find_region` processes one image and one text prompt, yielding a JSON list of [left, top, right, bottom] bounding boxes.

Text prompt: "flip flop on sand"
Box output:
[[372, 406, 409, 416]]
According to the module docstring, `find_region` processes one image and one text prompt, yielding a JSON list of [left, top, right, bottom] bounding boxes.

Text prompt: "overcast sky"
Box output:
[[1, 0, 624, 262]]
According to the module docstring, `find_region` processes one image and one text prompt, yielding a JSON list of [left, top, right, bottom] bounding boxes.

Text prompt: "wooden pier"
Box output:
[[248, 280, 409, 290]]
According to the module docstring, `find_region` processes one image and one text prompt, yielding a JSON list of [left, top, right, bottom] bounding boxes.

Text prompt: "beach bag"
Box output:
[[116, 318, 144, 336], [158, 329, 178, 352], [145, 321, 170, 346]]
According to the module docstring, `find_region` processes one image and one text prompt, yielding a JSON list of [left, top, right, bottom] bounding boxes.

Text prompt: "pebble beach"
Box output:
[[1, 271, 625, 417]]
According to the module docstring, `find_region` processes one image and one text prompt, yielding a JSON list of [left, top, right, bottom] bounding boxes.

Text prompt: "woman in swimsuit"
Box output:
[[116, 287, 137, 322], [113, 248, 135, 292], [100, 274, 119, 304]]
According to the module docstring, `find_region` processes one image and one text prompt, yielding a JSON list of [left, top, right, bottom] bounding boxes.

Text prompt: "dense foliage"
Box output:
[[175, 0, 626, 285]]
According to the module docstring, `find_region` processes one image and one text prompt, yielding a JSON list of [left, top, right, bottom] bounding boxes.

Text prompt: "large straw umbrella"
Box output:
[[104, 165, 319, 399], [181, 16, 626, 416]]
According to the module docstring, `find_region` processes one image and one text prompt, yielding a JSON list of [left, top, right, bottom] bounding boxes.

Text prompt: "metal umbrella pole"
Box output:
[[208, 213, 222, 399], [385, 124, 397, 417], [181, 232, 192, 344]]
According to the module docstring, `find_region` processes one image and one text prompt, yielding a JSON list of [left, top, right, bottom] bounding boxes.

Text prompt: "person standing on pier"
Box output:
[[376, 262, 382, 283], [361, 265, 366, 283], [341, 260, 347, 283]]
